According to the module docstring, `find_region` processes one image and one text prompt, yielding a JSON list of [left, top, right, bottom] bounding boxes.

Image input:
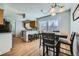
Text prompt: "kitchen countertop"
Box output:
[[0, 31, 11, 33]]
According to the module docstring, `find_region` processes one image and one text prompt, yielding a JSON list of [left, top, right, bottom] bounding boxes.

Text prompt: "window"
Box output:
[[48, 20, 59, 32], [39, 21, 47, 32], [39, 19, 59, 32]]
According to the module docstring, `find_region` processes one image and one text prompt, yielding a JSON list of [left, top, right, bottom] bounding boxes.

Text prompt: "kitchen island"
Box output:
[[22, 30, 38, 42], [0, 32, 12, 55]]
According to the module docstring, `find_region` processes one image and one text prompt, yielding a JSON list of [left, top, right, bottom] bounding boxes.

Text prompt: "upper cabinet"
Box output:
[[23, 20, 37, 29], [30, 21, 37, 28], [0, 9, 4, 25]]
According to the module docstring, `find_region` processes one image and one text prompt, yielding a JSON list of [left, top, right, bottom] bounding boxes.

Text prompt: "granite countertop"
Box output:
[[0, 31, 11, 33]]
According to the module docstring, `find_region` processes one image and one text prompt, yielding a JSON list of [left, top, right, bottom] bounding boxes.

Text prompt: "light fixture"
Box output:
[[59, 7, 64, 13], [41, 3, 64, 16], [50, 8, 56, 16], [51, 12, 56, 16]]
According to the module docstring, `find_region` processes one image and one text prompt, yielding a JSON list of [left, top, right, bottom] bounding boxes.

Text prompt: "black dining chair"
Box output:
[[59, 32, 76, 56], [39, 33, 49, 48], [38, 33, 43, 48], [42, 33, 59, 56], [34, 33, 38, 40]]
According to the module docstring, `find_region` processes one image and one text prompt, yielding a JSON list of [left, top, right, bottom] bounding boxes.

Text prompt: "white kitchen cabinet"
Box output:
[[22, 30, 38, 42], [0, 33, 12, 55]]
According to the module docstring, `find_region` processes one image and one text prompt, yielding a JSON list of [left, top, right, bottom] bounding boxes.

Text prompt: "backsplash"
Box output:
[[0, 21, 11, 32]]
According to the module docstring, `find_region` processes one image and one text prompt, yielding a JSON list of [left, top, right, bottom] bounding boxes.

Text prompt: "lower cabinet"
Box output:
[[22, 30, 38, 42], [0, 33, 12, 55]]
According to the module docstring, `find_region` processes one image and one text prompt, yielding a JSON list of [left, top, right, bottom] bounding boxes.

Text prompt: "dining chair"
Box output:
[[38, 33, 43, 48], [42, 33, 59, 56], [59, 32, 76, 56], [34, 33, 38, 40]]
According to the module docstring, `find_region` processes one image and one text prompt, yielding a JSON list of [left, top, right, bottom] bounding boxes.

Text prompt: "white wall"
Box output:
[[15, 21, 25, 37], [71, 4, 79, 32], [59, 10, 71, 35], [71, 3, 78, 56]]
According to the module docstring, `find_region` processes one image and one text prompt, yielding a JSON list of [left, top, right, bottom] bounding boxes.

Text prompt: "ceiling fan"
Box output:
[[41, 3, 64, 16]]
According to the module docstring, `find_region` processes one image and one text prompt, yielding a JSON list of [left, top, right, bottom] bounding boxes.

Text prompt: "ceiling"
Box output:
[[0, 3, 75, 20]]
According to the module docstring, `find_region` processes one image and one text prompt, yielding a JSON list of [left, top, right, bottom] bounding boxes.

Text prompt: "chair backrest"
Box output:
[[42, 33, 55, 39], [70, 32, 76, 46], [42, 33, 55, 45], [69, 32, 76, 55], [47, 33, 55, 39], [42, 33, 48, 38]]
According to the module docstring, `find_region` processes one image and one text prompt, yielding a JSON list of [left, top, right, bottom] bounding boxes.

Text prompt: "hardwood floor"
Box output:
[[1, 37, 70, 56], [2, 37, 41, 56], [77, 45, 79, 56]]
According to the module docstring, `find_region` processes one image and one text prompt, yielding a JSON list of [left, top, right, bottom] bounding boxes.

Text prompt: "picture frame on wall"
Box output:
[[73, 4, 79, 21]]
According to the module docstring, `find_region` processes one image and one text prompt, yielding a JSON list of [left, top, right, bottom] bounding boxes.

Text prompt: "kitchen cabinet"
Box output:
[[0, 33, 12, 55], [0, 9, 3, 25]]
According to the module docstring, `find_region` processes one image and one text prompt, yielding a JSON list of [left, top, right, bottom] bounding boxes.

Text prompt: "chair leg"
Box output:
[[46, 46, 48, 56], [43, 45, 45, 56], [70, 46, 73, 56], [39, 41, 41, 48], [56, 42, 60, 56], [53, 47, 55, 56]]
